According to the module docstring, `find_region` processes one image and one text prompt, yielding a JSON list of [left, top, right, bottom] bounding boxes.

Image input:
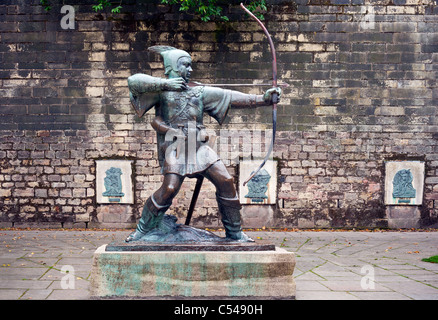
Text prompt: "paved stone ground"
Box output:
[[0, 229, 437, 300]]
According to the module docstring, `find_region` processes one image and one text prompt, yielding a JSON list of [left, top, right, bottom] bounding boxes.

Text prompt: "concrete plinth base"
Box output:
[[90, 245, 296, 300]]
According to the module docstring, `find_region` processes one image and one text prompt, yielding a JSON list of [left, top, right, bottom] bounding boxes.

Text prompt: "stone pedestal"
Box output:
[[90, 244, 296, 299], [241, 205, 274, 228], [386, 206, 421, 229]]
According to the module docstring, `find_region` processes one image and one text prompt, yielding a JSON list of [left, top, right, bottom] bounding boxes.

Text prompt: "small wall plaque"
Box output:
[[239, 160, 277, 205], [245, 169, 271, 203], [102, 167, 125, 202], [96, 160, 134, 204], [384, 161, 424, 205]]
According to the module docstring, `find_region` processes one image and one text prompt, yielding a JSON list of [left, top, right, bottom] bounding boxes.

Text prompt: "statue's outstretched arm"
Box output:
[[230, 87, 282, 108]]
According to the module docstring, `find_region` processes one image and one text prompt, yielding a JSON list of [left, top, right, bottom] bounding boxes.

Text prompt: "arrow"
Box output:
[[188, 81, 289, 88]]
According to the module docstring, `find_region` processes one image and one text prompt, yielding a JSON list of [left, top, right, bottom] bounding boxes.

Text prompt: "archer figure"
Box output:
[[126, 46, 281, 242]]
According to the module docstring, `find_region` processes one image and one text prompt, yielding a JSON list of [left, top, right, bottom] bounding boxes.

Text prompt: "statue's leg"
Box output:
[[126, 174, 184, 242], [203, 161, 253, 242]]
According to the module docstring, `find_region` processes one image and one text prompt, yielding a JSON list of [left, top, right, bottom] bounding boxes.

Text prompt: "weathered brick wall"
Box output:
[[0, 0, 437, 228]]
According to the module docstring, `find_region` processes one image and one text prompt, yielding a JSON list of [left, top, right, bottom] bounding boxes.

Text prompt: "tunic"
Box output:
[[128, 74, 234, 177]]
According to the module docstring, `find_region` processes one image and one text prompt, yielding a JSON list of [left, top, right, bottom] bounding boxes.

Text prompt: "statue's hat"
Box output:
[[148, 46, 191, 76]]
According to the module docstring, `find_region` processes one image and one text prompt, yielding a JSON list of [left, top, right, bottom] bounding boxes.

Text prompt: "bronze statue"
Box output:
[[125, 45, 281, 243]]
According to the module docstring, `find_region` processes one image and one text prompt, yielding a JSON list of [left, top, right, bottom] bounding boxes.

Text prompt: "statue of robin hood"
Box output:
[[126, 46, 281, 243]]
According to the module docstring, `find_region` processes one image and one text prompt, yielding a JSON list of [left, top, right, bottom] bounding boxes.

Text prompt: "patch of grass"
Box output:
[[421, 255, 438, 263]]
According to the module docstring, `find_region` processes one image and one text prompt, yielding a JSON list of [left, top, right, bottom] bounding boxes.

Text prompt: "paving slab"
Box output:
[[0, 279, 53, 290], [295, 280, 331, 291], [0, 289, 25, 299], [296, 291, 359, 300], [350, 291, 411, 300], [19, 289, 53, 300], [319, 279, 391, 292]]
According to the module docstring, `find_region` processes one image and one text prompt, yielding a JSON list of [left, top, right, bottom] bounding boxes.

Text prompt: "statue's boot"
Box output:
[[216, 193, 254, 242], [125, 196, 170, 242]]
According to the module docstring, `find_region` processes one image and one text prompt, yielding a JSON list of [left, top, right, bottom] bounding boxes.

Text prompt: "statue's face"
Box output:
[[176, 56, 193, 82]]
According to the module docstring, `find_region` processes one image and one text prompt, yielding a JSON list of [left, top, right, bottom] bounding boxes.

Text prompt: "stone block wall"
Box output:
[[0, 0, 437, 228]]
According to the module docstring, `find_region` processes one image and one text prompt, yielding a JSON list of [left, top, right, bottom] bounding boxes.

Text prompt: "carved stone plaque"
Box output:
[[96, 160, 134, 204], [239, 160, 277, 205], [384, 161, 425, 205]]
